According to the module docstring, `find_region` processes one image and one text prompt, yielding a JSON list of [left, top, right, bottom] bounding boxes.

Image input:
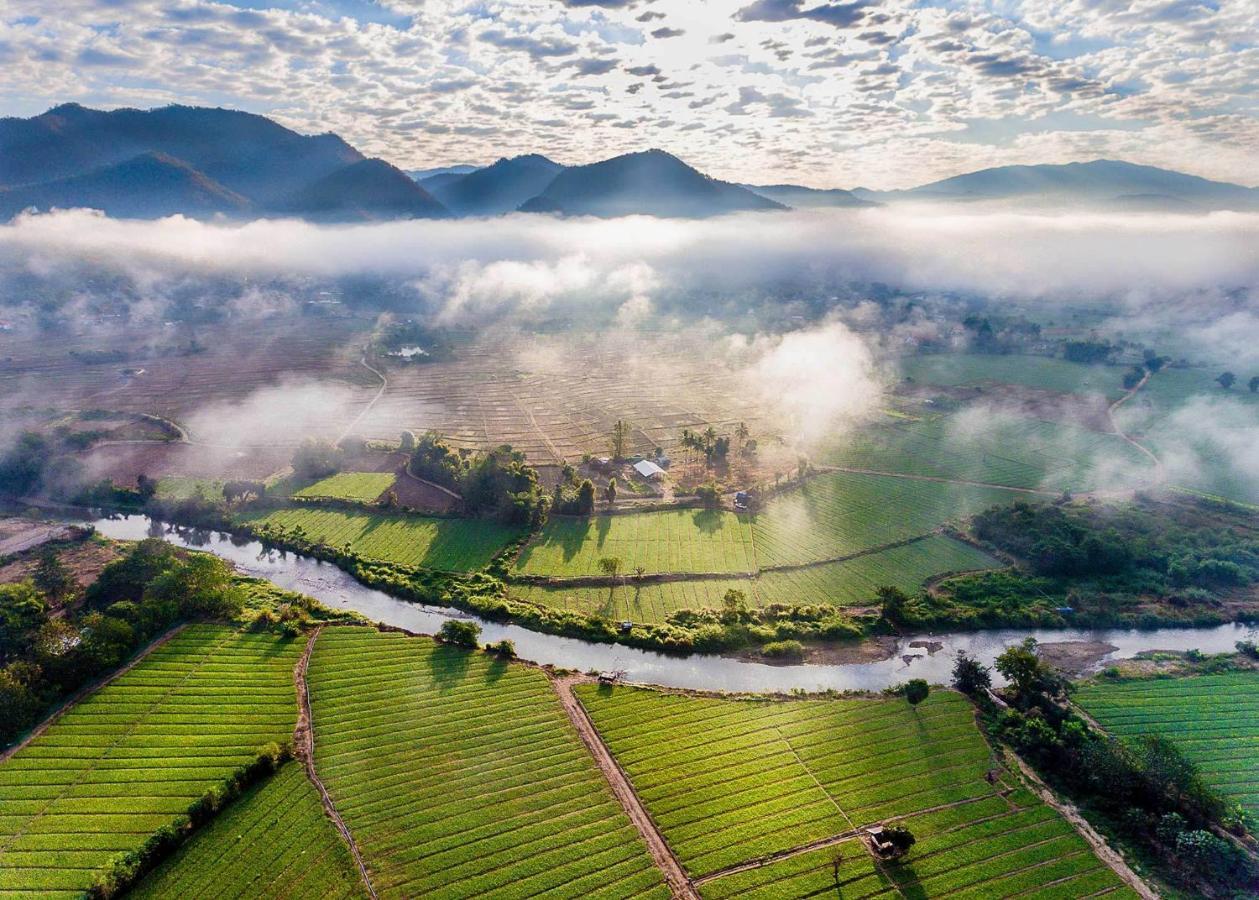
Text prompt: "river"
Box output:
[[91, 515, 1258, 693]]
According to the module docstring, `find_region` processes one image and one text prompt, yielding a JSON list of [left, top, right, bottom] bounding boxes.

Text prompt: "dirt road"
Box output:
[[550, 674, 699, 900]]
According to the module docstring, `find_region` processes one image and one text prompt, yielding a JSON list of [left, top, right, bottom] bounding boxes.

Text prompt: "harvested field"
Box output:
[[510, 535, 998, 623], [129, 761, 367, 900], [577, 684, 1133, 898], [1075, 672, 1259, 818], [79, 441, 292, 485], [241, 506, 519, 571], [306, 627, 668, 899], [294, 472, 396, 504], [0, 625, 302, 897], [0, 537, 121, 595]]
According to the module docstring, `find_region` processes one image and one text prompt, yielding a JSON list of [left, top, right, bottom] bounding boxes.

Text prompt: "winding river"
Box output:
[[91, 515, 1257, 693]]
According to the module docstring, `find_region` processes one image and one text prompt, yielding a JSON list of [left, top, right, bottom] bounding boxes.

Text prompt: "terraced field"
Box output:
[[242, 506, 521, 571], [577, 685, 1133, 897], [1076, 673, 1259, 818], [306, 627, 668, 899], [294, 472, 396, 503], [0, 625, 302, 897], [514, 508, 757, 577], [749, 471, 1016, 567], [130, 762, 366, 899], [511, 535, 998, 623]]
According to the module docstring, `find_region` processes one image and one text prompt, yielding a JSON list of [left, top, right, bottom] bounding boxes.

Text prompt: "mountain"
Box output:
[[426, 154, 563, 217], [270, 158, 448, 221], [743, 183, 874, 209], [519, 149, 784, 218], [409, 164, 480, 181], [0, 103, 362, 202], [0, 151, 251, 219], [856, 160, 1259, 211]]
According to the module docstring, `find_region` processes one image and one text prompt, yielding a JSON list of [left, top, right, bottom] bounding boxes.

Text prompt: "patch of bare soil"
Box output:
[[0, 539, 121, 593], [1037, 640, 1119, 676], [77, 441, 291, 484], [735, 635, 899, 667]]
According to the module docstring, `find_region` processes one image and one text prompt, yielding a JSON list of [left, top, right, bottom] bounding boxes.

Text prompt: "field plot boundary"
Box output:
[[0, 623, 186, 765], [553, 674, 698, 899], [294, 626, 378, 900], [1011, 754, 1156, 899]]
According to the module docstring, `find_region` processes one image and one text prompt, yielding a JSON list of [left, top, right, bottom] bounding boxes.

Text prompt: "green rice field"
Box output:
[[130, 761, 366, 899], [510, 535, 998, 623], [1075, 673, 1259, 818], [242, 506, 521, 571], [577, 684, 1133, 897], [513, 471, 1017, 578], [293, 472, 396, 503], [155, 477, 225, 501], [0, 625, 302, 897], [306, 627, 668, 900], [899, 353, 1124, 398]]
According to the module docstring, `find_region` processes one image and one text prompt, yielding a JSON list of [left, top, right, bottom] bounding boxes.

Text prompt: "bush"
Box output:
[[487, 639, 516, 658], [951, 651, 992, 695], [438, 619, 481, 648], [904, 679, 930, 706], [762, 639, 805, 660]]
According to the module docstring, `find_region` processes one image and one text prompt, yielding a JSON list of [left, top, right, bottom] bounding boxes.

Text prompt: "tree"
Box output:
[[634, 565, 646, 581], [1249, 376, 1259, 394], [877, 586, 910, 624], [735, 421, 750, 449], [951, 651, 992, 695], [1216, 371, 1236, 390], [399, 430, 417, 451], [598, 557, 622, 580], [135, 473, 158, 501], [883, 826, 916, 859], [904, 679, 929, 706], [611, 420, 632, 460], [994, 637, 1063, 702], [605, 477, 617, 506], [576, 479, 595, 515], [0, 583, 47, 660], [291, 438, 342, 480], [33, 551, 75, 605], [438, 619, 481, 647], [380, 489, 399, 510]]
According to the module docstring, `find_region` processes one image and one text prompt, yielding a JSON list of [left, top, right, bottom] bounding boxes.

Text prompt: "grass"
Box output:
[[0, 625, 302, 897], [293, 472, 396, 504], [513, 508, 757, 577], [577, 684, 1131, 898], [155, 477, 224, 501], [1075, 672, 1259, 819], [129, 761, 366, 899], [241, 506, 521, 571], [306, 627, 668, 900], [509, 536, 999, 624]]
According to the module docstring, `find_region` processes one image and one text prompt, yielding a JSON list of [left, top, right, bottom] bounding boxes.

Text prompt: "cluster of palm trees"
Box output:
[[679, 422, 752, 464]]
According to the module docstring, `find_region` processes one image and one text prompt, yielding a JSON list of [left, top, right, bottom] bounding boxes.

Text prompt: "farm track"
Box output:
[[294, 626, 379, 900], [0, 623, 186, 764], [820, 465, 1059, 496], [550, 674, 699, 900], [338, 353, 389, 445], [1011, 755, 1156, 900], [1101, 371, 1165, 492]]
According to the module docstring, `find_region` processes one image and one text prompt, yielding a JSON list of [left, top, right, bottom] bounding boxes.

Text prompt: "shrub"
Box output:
[[487, 639, 516, 658], [762, 639, 805, 660], [904, 679, 930, 706], [951, 651, 992, 695]]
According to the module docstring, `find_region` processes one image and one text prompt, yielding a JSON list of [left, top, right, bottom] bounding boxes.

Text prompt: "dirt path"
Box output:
[[0, 523, 73, 559], [821, 465, 1059, 496], [550, 674, 699, 900], [294, 626, 378, 900], [1103, 370, 1165, 489], [0, 623, 186, 764], [1012, 755, 1157, 900], [338, 352, 388, 444]]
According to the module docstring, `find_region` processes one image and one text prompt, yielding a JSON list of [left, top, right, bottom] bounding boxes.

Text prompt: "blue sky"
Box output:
[[1, 0, 1255, 188]]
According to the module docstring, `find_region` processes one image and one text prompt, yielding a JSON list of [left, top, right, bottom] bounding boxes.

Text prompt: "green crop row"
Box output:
[[241, 506, 522, 571], [306, 627, 668, 900], [293, 472, 397, 503], [128, 761, 365, 899], [0, 625, 303, 897], [1076, 672, 1259, 818]]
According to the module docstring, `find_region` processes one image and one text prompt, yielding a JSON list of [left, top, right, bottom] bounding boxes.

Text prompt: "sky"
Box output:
[[0, 0, 1256, 189]]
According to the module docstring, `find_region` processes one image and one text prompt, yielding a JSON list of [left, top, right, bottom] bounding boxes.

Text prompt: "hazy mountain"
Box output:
[[417, 172, 469, 194], [519, 149, 784, 218], [269, 158, 448, 221], [0, 103, 362, 202], [0, 151, 251, 219], [409, 164, 480, 181], [743, 183, 874, 209], [427, 154, 563, 217], [855, 160, 1259, 210]]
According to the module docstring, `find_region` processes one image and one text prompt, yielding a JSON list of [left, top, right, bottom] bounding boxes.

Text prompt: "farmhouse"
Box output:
[[633, 459, 666, 480]]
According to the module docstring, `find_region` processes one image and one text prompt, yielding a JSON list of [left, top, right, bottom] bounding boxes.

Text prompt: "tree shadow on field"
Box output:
[[692, 508, 724, 535], [428, 643, 472, 693], [594, 514, 612, 549], [484, 653, 509, 685]]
